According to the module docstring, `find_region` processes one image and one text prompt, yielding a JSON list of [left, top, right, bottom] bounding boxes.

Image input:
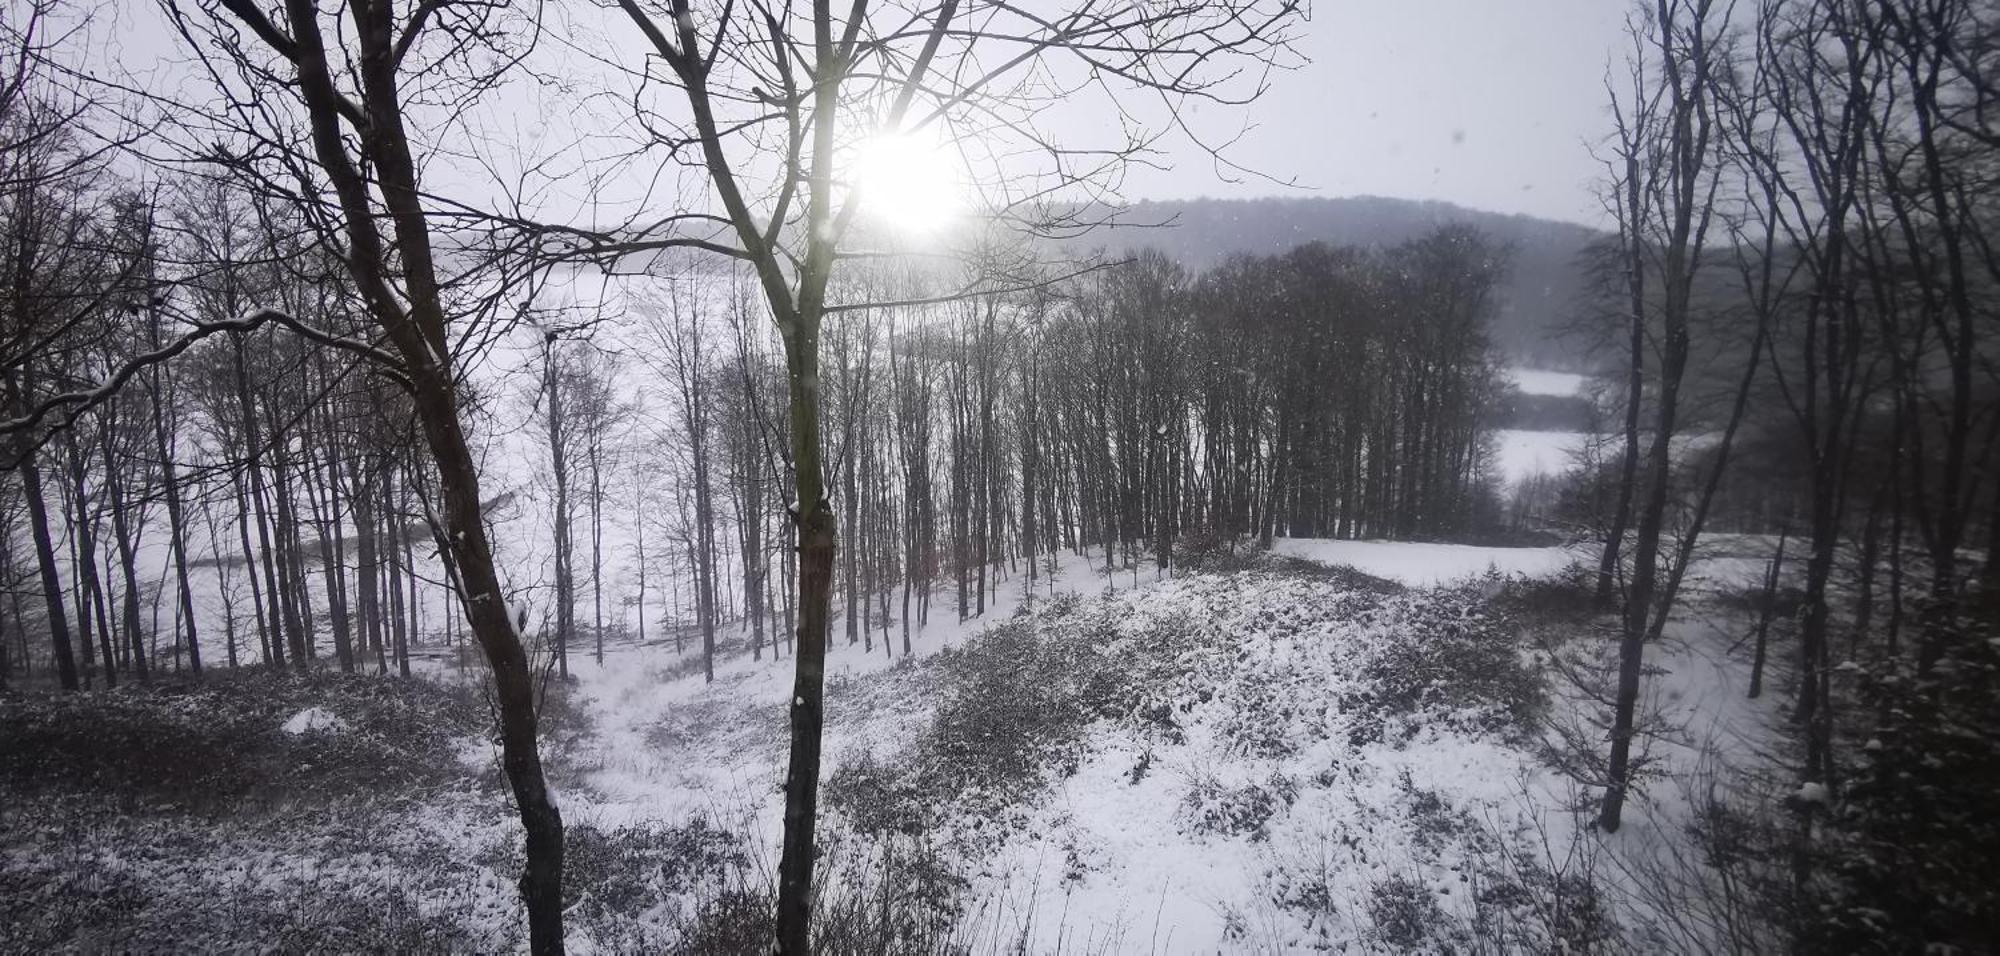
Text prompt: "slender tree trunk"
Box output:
[[590, 441, 604, 664], [545, 343, 573, 680], [271, 444, 312, 661], [227, 458, 270, 662], [385, 468, 411, 678], [150, 357, 201, 673], [309, 431, 354, 672], [15, 427, 76, 689], [1749, 525, 1789, 699], [101, 428, 147, 680], [66, 437, 111, 688], [238, 353, 298, 669], [203, 495, 241, 669], [351, 461, 384, 674], [636, 477, 649, 649], [1597, 258, 1645, 607]]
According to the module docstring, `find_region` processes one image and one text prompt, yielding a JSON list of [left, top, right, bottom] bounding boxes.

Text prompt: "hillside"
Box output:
[[1070, 196, 1607, 368], [2, 542, 1791, 952]]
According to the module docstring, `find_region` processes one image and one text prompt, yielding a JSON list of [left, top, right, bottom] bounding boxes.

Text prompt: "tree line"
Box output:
[[1, 210, 1516, 692], [599, 230, 1506, 669]]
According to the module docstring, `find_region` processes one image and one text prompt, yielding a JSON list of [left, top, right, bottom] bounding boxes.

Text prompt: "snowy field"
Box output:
[[1492, 428, 1588, 488], [1271, 537, 1582, 586], [554, 535, 1776, 952], [1504, 367, 1589, 397], [1495, 367, 1590, 491]]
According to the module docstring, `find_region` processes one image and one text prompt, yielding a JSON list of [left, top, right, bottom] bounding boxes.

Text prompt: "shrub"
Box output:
[[565, 819, 745, 915], [1368, 875, 1459, 950], [1352, 587, 1547, 742], [1172, 531, 1251, 569], [1489, 562, 1602, 626], [1470, 856, 1618, 954], [1182, 772, 1298, 840], [0, 668, 487, 815], [829, 604, 1144, 842], [811, 835, 970, 955]]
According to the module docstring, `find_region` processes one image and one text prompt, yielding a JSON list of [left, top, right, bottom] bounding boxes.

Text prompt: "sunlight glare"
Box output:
[[850, 130, 965, 237]]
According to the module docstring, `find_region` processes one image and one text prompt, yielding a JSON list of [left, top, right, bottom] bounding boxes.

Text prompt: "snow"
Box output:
[[1505, 367, 1589, 397], [556, 550, 1128, 873], [22, 532, 1807, 951], [280, 707, 347, 736], [1494, 428, 1586, 487], [908, 569, 1577, 950], [1271, 537, 1582, 586], [546, 546, 1608, 949]]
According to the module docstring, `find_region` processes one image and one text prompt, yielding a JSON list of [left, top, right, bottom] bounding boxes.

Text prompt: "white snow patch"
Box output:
[[1272, 537, 1580, 586], [281, 707, 347, 736], [1494, 428, 1587, 487], [1505, 367, 1589, 396]]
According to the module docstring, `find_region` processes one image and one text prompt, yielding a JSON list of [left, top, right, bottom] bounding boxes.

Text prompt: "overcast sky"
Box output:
[[1125, 0, 1632, 227], [99, 0, 1632, 231]]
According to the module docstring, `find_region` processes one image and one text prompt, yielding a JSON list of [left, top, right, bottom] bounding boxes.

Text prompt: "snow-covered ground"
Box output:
[[1271, 537, 1583, 586], [1493, 428, 1588, 488], [949, 573, 1565, 951], [548, 547, 1591, 951], [552, 551, 1115, 851], [545, 532, 1755, 951], [7, 530, 1793, 952], [1504, 367, 1589, 397], [1495, 367, 1591, 492]]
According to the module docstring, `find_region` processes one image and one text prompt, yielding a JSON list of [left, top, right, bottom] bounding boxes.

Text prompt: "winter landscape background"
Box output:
[[2, 0, 1996, 953]]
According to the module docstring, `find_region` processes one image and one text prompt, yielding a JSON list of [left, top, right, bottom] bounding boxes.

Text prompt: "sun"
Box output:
[[848, 130, 966, 237]]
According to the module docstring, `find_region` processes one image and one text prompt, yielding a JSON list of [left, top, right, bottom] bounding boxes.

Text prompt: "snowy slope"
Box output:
[[541, 544, 1612, 951]]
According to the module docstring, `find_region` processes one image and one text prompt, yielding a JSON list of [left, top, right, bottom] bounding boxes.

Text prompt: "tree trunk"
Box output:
[[590, 441, 604, 664], [1749, 526, 1789, 699], [101, 427, 148, 680], [149, 350, 201, 673], [15, 424, 76, 689], [66, 436, 112, 688], [545, 343, 573, 680], [775, 320, 835, 954]]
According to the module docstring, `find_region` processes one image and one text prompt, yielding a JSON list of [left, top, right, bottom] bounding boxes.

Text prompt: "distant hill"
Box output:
[[1066, 196, 1608, 369]]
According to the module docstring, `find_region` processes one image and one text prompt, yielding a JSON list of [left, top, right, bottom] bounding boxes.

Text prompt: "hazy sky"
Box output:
[[1125, 0, 1632, 227], [97, 0, 1632, 231]]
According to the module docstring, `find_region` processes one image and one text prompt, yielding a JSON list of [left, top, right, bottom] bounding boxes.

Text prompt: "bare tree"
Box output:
[[160, 2, 569, 948], [1598, 0, 1732, 833], [636, 281, 722, 683]]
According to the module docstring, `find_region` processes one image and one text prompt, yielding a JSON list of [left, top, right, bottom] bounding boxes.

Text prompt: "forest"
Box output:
[[1, 0, 1997, 953]]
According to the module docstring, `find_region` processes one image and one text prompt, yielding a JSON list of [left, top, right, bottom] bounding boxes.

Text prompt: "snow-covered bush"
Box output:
[[1367, 874, 1462, 950], [1181, 771, 1298, 840], [1350, 586, 1547, 744], [827, 602, 1139, 842], [563, 819, 745, 934]]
